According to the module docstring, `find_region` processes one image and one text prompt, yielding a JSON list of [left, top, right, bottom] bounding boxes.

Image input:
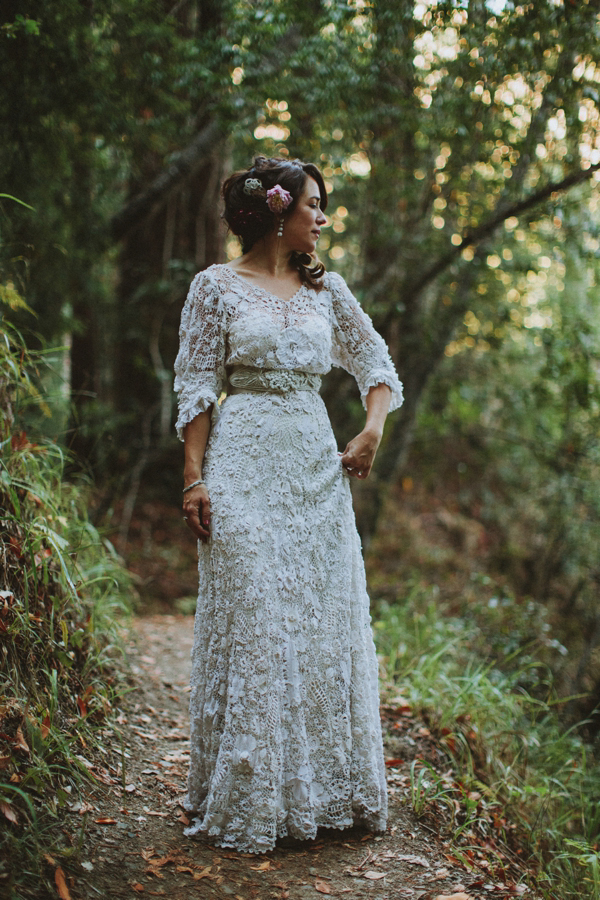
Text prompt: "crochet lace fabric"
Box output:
[[174, 265, 402, 853]]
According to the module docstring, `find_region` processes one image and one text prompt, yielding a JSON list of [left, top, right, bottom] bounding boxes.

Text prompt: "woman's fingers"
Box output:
[[340, 439, 376, 478], [183, 486, 211, 542], [342, 459, 372, 478], [346, 465, 371, 478]]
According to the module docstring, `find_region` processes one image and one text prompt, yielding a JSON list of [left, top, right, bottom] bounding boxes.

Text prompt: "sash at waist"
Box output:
[[227, 366, 322, 395]]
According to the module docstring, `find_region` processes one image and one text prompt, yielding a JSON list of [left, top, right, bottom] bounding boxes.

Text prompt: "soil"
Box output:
[[62, 615, 532, 900]]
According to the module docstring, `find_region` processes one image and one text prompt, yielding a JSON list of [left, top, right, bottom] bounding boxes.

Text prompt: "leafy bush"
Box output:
[[374, 585, 600, 899], [0, 315, 133, 897]]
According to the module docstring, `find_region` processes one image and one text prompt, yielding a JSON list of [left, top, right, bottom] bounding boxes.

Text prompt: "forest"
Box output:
[[2, 0, 600, 896]]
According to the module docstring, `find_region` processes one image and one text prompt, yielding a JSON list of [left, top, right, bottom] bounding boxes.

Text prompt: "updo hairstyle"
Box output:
[[222, 156, 328, 288]]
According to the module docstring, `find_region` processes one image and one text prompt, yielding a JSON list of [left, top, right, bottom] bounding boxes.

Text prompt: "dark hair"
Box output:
[[222, 156, 328, 288]]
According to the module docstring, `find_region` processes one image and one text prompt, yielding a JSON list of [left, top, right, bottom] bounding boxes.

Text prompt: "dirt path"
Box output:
[[66, 615, 530, 900]]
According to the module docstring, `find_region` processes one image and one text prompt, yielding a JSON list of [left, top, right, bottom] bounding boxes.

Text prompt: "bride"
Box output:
[[174, 155, 403, 854]]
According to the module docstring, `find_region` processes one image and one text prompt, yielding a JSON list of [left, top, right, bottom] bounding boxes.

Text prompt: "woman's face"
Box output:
[[282, 176, 327, 254]]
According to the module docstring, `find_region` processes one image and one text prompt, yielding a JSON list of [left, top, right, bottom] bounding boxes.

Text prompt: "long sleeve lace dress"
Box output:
[[174, 263, 403, 854]]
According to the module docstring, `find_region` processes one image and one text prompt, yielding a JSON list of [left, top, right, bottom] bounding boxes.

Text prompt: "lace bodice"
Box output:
[[174, 264, 403, 437]]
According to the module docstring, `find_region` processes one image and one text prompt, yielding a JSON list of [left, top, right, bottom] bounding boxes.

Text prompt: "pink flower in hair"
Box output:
[[266, 185, 293, 214]]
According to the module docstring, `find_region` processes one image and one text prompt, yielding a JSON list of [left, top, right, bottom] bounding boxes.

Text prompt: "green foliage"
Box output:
[[415, 206, 600, 706], [375, 587, 600, 898], [2, 0, 599, 481], [0, 317, 133, 896], [1, 14, 40, 39]]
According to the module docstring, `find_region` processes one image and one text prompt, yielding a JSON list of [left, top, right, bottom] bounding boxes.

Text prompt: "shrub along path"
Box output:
[[65, 615, 532, 900]]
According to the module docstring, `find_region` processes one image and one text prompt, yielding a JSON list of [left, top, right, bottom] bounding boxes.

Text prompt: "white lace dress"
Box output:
[[174, 263, 403, 854]]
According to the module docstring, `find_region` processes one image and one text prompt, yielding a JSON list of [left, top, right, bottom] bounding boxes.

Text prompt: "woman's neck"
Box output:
[[238, 236, 295, 278]]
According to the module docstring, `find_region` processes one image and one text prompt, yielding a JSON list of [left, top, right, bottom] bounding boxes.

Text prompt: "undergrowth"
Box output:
[[374, 584, 600, 899], [0, 319, 133, 898]]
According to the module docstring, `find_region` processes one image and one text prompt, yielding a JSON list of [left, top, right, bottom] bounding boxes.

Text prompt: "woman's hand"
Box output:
[[340, 427, 382, 479], [183, 484, 211, 543]]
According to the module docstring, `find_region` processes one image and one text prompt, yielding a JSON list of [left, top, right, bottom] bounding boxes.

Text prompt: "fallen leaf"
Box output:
[[444, 854, 468, 870], [145, 810, 169, 817], [125, 783, 136, 793], [363, 871, 386, 880], [148, 852, 176, 868], [15, 726, 30, 754], [0, 801, 17, 824], [250, 860, 272, 871], [315, 880, 331, 894], [434, 894, 471, 900], [177, 812, 190, 825], [132, 884, 145, 893], [95, 817, 117, 824], [175, 866, 195, 874], [397, 854, 430, 867], [385, 758, 404, 767], [8, 535, 23, 556], [193, 866, 213, 880], [0, 755, 11, 769], [81, 862, 94, 872], [430, 868, 451, 879], [55, 866, 72, 900], [44, 854, 56, 866]]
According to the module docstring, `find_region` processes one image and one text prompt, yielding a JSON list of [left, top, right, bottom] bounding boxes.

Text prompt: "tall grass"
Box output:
[[0, 319, 133, 897], [374, 585, 600, 899]]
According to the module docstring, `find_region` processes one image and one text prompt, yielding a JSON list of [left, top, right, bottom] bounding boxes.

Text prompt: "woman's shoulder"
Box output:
[[185, 265, 236, 317], [322, 270, 358, 304], [192, 262, 231, 283], [322, 269, 346, 291], [188, 263, 236, 296]]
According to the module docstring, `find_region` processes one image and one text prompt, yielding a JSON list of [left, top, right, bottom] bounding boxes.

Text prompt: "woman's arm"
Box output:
[[183, 409, 212, 542], [340, 383, 392, 479]]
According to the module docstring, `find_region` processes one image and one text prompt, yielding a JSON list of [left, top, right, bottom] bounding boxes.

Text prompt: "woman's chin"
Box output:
[[291, 241, 317, 256]]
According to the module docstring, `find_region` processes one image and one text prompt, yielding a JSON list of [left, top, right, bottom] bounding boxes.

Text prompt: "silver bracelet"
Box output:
[[183, 479, 205, 494]]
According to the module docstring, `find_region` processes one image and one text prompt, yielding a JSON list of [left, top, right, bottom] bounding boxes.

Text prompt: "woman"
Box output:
[[174, 156, 403, 854]]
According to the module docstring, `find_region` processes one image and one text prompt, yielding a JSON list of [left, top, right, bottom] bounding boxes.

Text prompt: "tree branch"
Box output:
[[411, 160, 600, 297], [109, 118, 224, 242]]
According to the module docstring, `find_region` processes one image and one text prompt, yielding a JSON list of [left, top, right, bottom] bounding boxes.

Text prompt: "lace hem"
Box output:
[[181, 801, 386, 854], [359, 368, 404, 412]]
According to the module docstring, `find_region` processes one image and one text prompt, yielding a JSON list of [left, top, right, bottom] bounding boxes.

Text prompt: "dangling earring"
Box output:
[[277, 217, 284, 238]]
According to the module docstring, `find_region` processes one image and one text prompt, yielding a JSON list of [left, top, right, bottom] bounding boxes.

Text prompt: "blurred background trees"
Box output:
[[2, 0, 600, 718]]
